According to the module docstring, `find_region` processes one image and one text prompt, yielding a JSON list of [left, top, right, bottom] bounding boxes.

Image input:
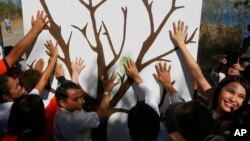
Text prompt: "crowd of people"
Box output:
[[0, 10, 250, 141]]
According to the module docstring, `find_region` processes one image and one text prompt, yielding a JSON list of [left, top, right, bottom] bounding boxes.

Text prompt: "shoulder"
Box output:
[[0, 59, 9, 75], [0, 102, 13, 115], [28, 89, 39, 95]]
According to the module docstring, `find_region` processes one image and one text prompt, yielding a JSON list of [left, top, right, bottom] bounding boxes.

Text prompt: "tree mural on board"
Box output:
[[32, 0, 198, 140]]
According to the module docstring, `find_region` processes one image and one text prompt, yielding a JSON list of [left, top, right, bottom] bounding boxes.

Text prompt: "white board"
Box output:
[[22, 0, 202, 140]]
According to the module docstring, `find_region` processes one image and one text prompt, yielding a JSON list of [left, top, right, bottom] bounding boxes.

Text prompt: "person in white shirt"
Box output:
[[124, 59, 183, 141]]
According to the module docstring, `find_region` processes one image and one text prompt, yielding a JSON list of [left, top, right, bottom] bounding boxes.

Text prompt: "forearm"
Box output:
[[96, 95, 110, 120], [42, 56, 57, 81], [178, 43, 210, 91], [36, 56, 57, 93], [133, 76, 143, 85], [71, 72, 79, 84], [162, 83, 177, 96], [99, 95, 110, 110], [5, 29, 39, 68]]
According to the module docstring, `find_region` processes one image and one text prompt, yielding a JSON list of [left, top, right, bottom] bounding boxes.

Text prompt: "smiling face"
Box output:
[[216, 82, 246, 113]]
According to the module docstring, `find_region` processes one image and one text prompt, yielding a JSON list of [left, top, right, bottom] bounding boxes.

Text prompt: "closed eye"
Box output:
[[226, 89, 234, 94], [238, 94, 246, 100]]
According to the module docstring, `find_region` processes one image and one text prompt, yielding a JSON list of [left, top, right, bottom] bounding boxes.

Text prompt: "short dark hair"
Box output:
[[165, 100, 213, 141], [55, 81, 82, 105], [3, 46, 14, 56], [128, 102, 160, 141], [19, 69, 41, 93], [7, 94, 45, 140], [0, 75, 10, 103], [213, 75, 250, 112]]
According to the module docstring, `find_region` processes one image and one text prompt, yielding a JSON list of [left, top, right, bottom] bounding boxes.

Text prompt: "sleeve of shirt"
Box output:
[[28, 89, 39, 95], [169, 93, 185, 104], [132, 84, 145, 102], [73, 111, 100, 132], [56, 76, 67, 86], [138, 83, 160, 115], [0, 59, 9, 75]]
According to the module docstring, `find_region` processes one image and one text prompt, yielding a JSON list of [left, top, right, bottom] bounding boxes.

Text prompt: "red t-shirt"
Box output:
[[1, 97, 59, 141], [2, 133, 17, 141], [0, 59, 9, 75], [39, 96, 58, 141]]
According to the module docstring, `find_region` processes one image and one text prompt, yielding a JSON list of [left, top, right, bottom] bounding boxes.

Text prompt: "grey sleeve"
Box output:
[[169, 93, 185, 104], [73, 111, 100, 131]]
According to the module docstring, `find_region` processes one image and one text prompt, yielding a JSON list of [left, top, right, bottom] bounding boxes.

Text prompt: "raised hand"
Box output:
[[169, 21, 212, 91], [31, 10, 49, 34], [33, 58, 45, 73], [104, 72, 119, 94], [71, 57, 85, 84], [71, 57, 85, 75], [45, 40, 58, 58], [124, 59, 142, 85], [170, 20, 188, 47], [154, 62, 172, 86], [55, 63, 64, 78], [220, 57, 227, 65], [154, 62, 178, 95]]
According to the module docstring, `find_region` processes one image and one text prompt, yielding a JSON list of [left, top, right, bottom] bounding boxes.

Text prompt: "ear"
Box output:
[[59, 99, 67, 108]]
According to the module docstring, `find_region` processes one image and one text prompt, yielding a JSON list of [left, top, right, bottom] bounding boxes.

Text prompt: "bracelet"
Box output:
[[104, 91, 110, 96]]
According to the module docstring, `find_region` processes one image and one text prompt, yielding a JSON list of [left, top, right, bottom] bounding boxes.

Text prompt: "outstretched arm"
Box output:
[[96, 72, 119, 120], [35, 40, 58, 94], [124, 59, 143, 85], [154, 62, 177, 95], [5, 10, 49, 69], [124, 59, 160, 114], [71, 57, 85, 84], [33, 58, 45, 73], [54, 63, 67, 85], [170, 21, 211, 91], [154, 62, 184, 103]]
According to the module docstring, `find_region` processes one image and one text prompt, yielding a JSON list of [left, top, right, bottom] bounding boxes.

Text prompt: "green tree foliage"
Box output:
[[0, 0, 22, 20]]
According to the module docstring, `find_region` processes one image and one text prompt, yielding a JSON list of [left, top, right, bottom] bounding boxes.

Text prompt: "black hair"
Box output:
[[212, 75, 250, 112], [3, 46, 14, 56], [7, 94, 45, 140], [0, 75, 10, 103], [55, 81, 82, 106], [19, 69, 41, 93], [241, 64, 250, 83], [165, 101, 213, 141], [128, 102, 160, 141]]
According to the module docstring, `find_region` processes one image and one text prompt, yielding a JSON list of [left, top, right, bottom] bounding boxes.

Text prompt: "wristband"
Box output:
[[104, 91, 110, 96]]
